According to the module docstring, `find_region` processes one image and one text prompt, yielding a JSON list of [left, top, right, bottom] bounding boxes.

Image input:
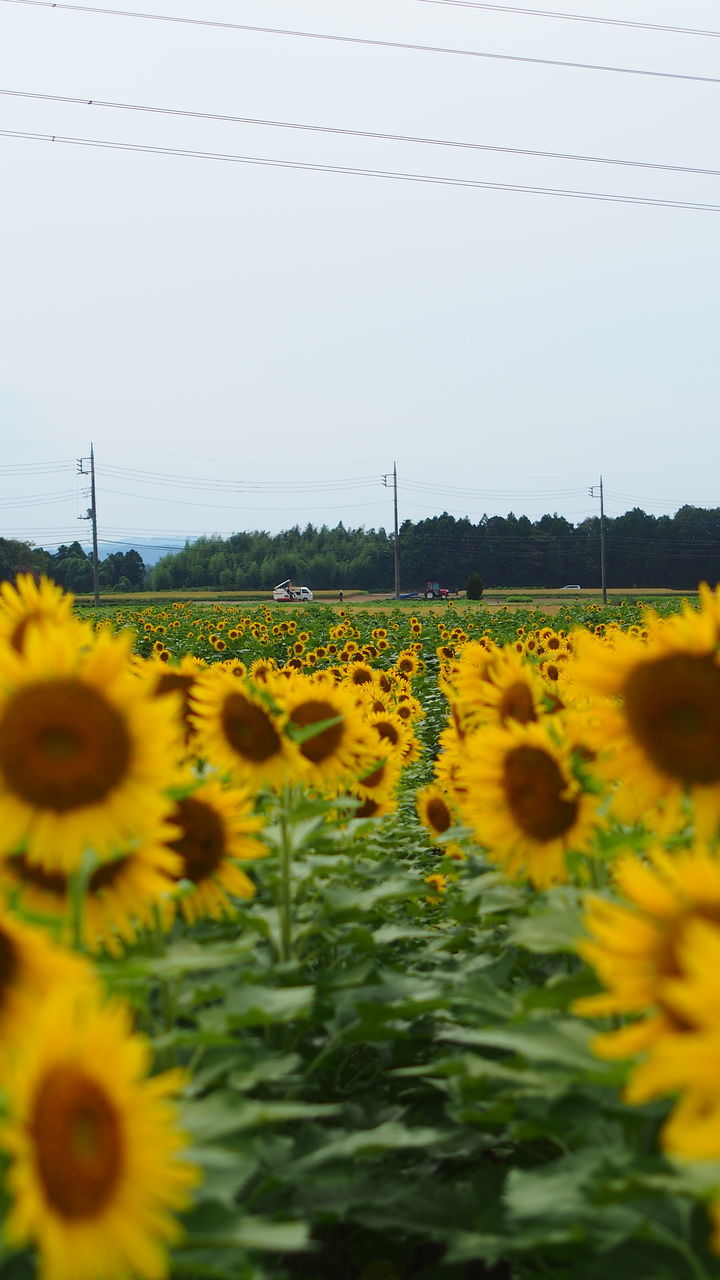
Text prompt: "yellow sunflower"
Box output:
[[0, 573, 76, 654], [416, 783, 465, 860], [365, 709, 411, 763], [454, 645, 548, 733], [457, 719, 600, 888], [276, 672, 376, 789], [0, 828, 181, 956], [0, 624, 182, 871], [572, 590, 720, 837], [161, 775, 264, 926], [142, 654, 207, 750], [190, 668, 302, 789], [573, 850, 720, 1077], [0, 987, 200, 1280], [0, 905, 93, 1059], [612, 914, 720, 1162]]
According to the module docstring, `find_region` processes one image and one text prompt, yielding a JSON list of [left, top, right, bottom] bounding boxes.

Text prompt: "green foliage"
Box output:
[[465, 572, 484, 600], [135, 505, 720, 593], [45, 595, 720, 1280]]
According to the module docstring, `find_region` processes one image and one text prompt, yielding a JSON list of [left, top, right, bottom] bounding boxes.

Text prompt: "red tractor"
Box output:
[[424, 581, 451, 599]]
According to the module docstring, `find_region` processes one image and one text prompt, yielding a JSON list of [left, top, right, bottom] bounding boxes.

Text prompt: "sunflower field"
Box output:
[[2, 575, 720, 1280]]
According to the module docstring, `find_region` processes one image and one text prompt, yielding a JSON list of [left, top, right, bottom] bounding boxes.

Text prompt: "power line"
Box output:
[[5, 87, 720, 182], [4, 129, 720, 212], [4, 0, 720, 89], [100, 463, 379, 491], [100, 486, 391, 512], [411, 1, 720, 40]]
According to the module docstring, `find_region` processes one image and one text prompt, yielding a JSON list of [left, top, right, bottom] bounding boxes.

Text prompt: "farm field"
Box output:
[[1, 576, 720, 1280]]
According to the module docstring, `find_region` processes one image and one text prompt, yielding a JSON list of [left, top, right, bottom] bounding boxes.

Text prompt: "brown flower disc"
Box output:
[[624, 654, 720, 785], [291, 700, 344, 764], [31, 1067, 124, 1219], [168, 796, 225, 882], [0, 681, 131, 812], [220, 693, 282, 764], [502, 745, 578, 842]]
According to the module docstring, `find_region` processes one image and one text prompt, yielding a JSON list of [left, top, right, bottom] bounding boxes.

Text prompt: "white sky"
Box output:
[[1, 0, 719, 559]]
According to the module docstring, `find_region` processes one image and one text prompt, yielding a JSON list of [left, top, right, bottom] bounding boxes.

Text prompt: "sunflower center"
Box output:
[[499, 681, 537, 725], [32, 1066, 124, 1219], [0, 929, 19, 1006], [290, 700, 344, 764], [220, 693, 282, 763], [155, 672, 196, 738], [624, 654, 720, 785], [0, 680, 132, 812], [168, 796, 225, 882], [502, 745, 578, 842], [426, 796, 452, 835], [374, 721, 401, 746]]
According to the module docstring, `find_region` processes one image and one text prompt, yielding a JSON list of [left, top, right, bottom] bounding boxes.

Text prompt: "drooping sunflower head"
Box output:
[[0, 624, 183, 871], [0, 824, 182, 956]]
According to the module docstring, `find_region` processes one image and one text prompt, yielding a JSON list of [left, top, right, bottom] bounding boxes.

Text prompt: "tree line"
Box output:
[[0, 540, 146, 592], [145, 505, 720, 592], [3, 505, 720, 593]]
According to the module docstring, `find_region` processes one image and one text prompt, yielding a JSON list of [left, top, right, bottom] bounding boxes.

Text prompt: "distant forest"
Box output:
[[4, 505, 720, 593]]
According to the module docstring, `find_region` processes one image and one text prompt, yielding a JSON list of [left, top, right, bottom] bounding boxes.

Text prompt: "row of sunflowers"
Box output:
[[1, 574, 720, 1280]]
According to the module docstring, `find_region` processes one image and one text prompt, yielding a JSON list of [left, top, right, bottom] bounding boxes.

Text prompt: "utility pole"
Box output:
[[589, 476, 607, 605], [78, 444, 100, 605], [382, 462, 400, 600]]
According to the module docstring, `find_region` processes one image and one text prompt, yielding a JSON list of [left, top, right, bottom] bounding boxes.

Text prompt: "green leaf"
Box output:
[[287, 1121, 446, 1171], [439, 1018, 607, 1073], [199, 985, 315, 1030]]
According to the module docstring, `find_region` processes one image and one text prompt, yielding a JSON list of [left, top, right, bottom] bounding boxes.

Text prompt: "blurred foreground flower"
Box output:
[[0, 987, 200, 1280]]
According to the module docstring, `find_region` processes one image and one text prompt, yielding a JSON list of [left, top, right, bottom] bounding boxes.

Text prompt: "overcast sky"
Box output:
[[1, 0, 719, 559]]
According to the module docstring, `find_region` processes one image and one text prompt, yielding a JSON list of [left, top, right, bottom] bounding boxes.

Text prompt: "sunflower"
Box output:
[[0, 987, 200, 1280], [394, 650, 420, 679], [0, 828, 181, 956], [574, 847, 720, 1064], [0, 906, 93, 1059], [454, 645, 546, 733], [277, 672, 376, 788], [143, 654, 207, 749], [366, 709, 412, 760], [572, 593, 720, 837], [0, 624, 182, 871], [416, 783, 465, 860], [0, 574, 76, 654], [161, 775, 264, 926], [190, 668, 302, 788], [457, 719, 600, 888]]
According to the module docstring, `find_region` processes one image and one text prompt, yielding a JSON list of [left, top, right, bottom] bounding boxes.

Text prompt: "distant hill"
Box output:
[[97, 537, 196, 567]]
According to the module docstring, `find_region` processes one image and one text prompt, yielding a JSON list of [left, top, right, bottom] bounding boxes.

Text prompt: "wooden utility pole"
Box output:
[[78, 444, 100, 604]]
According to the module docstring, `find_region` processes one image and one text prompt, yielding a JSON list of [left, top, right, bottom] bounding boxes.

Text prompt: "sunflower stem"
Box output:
[[278, 784, 294, 964], [68, 849, 98, 953]]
